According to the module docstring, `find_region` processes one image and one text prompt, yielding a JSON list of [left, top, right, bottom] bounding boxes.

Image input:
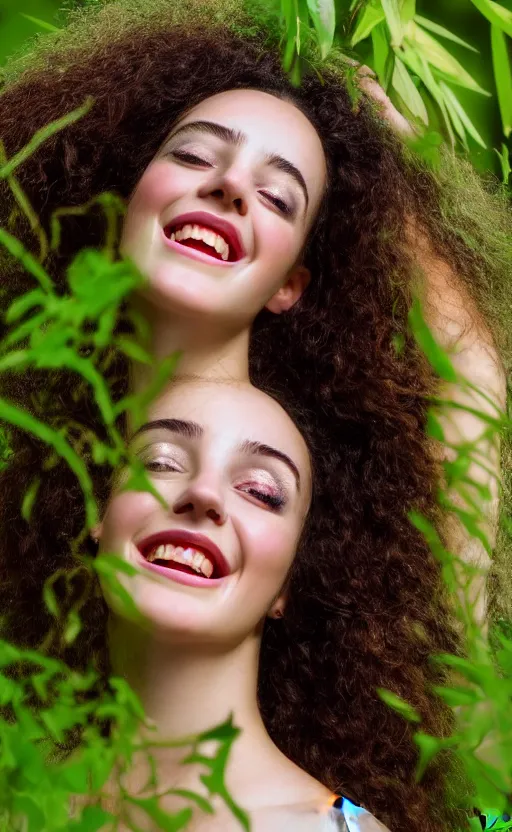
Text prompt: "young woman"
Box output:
[[85, 377, 394, 831], [0, 0, 509, 828]]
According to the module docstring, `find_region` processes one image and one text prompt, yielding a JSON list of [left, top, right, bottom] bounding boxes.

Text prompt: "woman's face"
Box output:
[[97, 381, 312, 645], [121, 89, 327, 328]]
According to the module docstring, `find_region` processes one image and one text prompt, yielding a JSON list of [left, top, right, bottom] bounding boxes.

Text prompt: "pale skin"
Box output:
[[90, 381, 342, 831], [121, 84, 505, 633]]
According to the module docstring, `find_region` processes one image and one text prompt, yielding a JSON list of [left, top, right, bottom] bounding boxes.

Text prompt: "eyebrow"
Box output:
[[133, 419, 301, 491], [168, 120, 309, 208]]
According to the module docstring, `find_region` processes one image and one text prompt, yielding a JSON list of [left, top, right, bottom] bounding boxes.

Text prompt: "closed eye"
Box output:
[[145, 460, 181, 473], [237, 485, 286, 512], [260, 191, 292, 216], [170, 150, 212, 166]]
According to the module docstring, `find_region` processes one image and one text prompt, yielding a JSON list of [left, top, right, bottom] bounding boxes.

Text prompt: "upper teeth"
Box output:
[[146, 543, 214, 578], [170, 224, 230, 261]]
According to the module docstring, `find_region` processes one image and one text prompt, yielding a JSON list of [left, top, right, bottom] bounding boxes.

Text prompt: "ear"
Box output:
[[268, 594, 287, 620], [265, 265, 311, 315]]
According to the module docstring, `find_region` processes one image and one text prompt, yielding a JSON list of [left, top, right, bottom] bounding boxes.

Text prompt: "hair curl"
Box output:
[[1, 1, 511, 829]]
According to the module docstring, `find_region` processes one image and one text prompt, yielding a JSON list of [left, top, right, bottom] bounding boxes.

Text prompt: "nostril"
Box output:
[[174, 502, 194, 515], [206, 508, 221, 522]]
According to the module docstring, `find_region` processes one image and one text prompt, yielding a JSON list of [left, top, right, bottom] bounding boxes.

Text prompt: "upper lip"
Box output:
[[164, 211, 246, 261], [136, 529, 231, 578]]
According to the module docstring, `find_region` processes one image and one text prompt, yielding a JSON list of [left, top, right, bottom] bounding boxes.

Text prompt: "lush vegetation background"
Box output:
[[1, 0, 512, 182], [0, 1, 511, 829]]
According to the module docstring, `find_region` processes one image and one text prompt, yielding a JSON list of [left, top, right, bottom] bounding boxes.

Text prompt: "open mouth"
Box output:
[[163, 212, 245, 264], [137, 531, 230, 581]]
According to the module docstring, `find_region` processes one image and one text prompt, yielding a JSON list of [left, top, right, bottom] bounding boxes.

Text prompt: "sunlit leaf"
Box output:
[[392, 55, 429, 124], [306, 0, 335, 59], [399, 47, 457, 146], [406, 22, 491, 95], [401, 0, 416, 24], [439, 82, 488, 148], [350, 0, 385, 46], [470, 0, 512, 39], [491, 23, 512, 138], [414, 732, 445, 780], [381, 0, 404, 46], [377, 688, 421, 722], [21, 477, 40, 522], [432, 684, 481, 706], [126, 795, 192, 832], [413, 15, 479, 53], [20, 14, 60, 33]]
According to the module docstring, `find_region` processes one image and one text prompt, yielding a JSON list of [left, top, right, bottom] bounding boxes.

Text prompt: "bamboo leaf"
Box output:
[[377, 688, 421, 722], [495, 142, 511, 183], [351, 0, 385, 46], [400, 46, 457, 146], [20, 14, 60, 33], [401, 0, 416, 24], [392, 55, 429, 124], [491, 23, 512, 138], [306, 0, 335, 58], [407, 22, 491, 95], [371, 22, 394, 88], [408, 297, 458, 382], [439, 82, 488, 148], [470, 0, 512, 39], [413, 15, 479, 53], [382, 0, 404, 46]]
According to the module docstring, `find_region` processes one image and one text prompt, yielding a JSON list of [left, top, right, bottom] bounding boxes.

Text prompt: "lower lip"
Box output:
[[136, 551, 227, 588], [162, 231, 237, 268]]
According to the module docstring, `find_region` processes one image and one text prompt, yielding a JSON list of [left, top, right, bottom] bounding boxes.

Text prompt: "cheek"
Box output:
[[238, 510, 301, 585], [255, 213, 304, 274], [101, 491, 159, 549]]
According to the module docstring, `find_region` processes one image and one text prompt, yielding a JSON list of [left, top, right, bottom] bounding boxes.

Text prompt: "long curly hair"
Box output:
[[0, 1, 511, 829]]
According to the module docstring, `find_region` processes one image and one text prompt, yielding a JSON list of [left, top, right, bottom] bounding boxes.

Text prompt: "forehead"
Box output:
[[147, 382, 310, 463], [176, 89, 326, 196]]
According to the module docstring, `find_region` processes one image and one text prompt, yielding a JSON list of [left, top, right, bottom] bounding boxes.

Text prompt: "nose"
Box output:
[[199, 166, 249, 216], [172, 475, 227, 526]]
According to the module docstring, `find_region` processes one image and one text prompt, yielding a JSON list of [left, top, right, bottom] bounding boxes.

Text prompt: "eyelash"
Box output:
[[145, 460, 180, 473], [239, 486, 286, 512], [170, 151, 292, 216]]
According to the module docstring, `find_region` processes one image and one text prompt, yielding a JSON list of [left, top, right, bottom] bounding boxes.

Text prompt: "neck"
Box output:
[[107, 616, 286, 804], [129, 297, 251, 393]]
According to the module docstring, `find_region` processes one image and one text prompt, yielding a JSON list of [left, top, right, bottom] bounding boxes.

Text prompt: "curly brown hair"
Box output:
[[1, 1, 510, 829]]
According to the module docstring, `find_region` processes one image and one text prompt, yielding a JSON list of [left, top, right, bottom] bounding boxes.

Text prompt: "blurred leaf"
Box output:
[[491, 24, 512, 138], [432, 684, 481, 706], [406, 22, 491, 95], [351, 0, 385, 46], [64, 609, 82, 645], [21, 476, 40, 522], [371, 22, 394, 89], [470, 0, 512, 39], [414, 732, 445, 780], [408, 297, 457, 382], [306, 0, 335, 59], [439, 82, 488, 148], [381, 0, 404, 47], [426, 410, 445, 442], [413, 15, 479, 53], [20, 14, 60, 32], [126, 796, 192, 831], [68, 804, 115, 831], [377, 688, 421, 721], [392, 55, 429, 124], [495, 142, 511, 183], [401, 0, 416, 24]]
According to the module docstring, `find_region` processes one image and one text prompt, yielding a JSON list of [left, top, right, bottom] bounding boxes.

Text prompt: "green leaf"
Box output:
[[64, 609, 82, 645], [68, 804, 115, 832], [401, 0, 416, 24], [371, 22, 394, 89], [426, 410, 445, 442], [115, 336, 153, 365], [431, 684, 481, 707], [406, 22, 491, 95], [392, 55, 429, 124], [126, 795, 192, 832], [382, 0, 404, 46], [413, 15, 479, 53], [491, 24, 512, 138], [21, 477, 40, 522], [408, 297, 457, 382], [306, 0, 335, 59], [495, 142, 511, 184], [377, 688, 421, 722], [470, 0, 512, 39], [439, 82, 488, 148], [414, 732, 444, 780], [20, 14, 60, 32], [351, 0, 385, 46]]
